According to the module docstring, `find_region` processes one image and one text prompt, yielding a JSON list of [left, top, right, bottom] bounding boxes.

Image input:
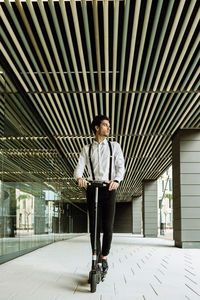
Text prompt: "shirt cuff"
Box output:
[[113, 179, 119, 183]]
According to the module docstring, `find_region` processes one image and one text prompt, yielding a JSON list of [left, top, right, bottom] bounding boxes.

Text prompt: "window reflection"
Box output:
[[16, 190, 34, 235], [0, 180, 87, 263]]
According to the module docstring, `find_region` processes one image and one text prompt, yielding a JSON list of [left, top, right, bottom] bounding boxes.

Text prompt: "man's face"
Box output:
[[95, 119, 110, 137]]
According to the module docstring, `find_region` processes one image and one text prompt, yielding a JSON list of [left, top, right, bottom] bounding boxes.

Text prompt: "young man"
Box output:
[[74, 115, 125, 275]]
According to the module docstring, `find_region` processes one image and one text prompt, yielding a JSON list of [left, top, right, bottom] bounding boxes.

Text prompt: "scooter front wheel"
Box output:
[[90, 273, 97, 293]]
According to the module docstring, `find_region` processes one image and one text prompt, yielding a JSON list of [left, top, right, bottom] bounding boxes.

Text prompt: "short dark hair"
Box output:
[[91, 115, 110, 134]]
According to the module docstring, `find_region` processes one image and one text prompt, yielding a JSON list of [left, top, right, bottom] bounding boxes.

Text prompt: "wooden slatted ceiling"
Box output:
[[0, 0, 199, 202]]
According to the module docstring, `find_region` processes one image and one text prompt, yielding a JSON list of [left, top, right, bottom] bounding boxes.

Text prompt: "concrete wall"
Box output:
[[114, 202, 132, 233], [132, 197, 142, 234], [172, 129, 200, 248], [142, 180, 158, 237]]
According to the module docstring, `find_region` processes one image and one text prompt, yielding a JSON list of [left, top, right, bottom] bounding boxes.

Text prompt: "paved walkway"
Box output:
[[0, 234, 200, 300]]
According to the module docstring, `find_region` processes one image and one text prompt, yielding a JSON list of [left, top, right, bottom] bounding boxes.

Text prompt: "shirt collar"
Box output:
[[93, 138, 108, 145]]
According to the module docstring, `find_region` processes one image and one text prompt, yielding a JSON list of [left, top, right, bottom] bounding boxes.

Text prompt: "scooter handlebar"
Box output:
[[87, 181, 109, 188]]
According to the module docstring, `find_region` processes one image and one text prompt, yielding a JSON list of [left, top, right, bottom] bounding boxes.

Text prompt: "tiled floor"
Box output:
[[0, 234, 200, 300]]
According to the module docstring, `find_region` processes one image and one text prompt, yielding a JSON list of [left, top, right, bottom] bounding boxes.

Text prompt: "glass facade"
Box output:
[[0, 87, 88, 264], [0, 180, 87, 264]]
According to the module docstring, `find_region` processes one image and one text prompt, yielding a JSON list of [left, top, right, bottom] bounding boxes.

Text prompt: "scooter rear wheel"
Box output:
[[90, 273, 97, 293]]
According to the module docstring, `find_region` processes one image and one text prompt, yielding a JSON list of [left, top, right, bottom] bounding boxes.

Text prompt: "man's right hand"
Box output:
[[77, 178, 88, 188]]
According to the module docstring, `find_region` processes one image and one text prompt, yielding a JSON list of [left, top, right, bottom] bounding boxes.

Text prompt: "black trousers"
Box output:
[[87, 186, 116, 258]]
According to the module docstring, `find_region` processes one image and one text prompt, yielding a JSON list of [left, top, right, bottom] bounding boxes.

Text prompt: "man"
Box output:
[[74, 115, 125, 275]]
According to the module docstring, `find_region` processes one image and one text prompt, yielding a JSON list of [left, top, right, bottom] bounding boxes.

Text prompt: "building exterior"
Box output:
[[157, 166, 173, 231]]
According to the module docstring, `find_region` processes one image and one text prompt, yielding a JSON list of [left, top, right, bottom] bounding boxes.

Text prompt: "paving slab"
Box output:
[[0, 234, 200, 300]]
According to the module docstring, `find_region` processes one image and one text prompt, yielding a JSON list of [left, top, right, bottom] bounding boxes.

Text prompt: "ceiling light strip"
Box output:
[[92, 0, 103, 111], [8, 137, 52, 153], [81, 0, 98, 115]]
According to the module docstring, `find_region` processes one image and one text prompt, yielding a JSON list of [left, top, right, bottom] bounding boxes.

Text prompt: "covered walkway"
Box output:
[[0, 234, 200, 300]]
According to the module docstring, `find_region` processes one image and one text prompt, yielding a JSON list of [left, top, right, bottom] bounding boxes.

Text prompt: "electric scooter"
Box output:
[[88, 181, 108, 293]]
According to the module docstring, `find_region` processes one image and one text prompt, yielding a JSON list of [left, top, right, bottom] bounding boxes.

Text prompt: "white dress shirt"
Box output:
[[74, 139, 125, 182]]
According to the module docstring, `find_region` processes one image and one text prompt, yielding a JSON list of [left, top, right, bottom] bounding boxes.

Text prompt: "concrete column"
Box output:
[[142, 180, 158, 237], [172, 129, 200, 248], [132, 196, 142, 234]]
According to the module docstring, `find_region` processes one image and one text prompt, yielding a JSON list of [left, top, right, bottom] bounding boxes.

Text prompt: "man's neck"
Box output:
[[94, 135, 106, 144]]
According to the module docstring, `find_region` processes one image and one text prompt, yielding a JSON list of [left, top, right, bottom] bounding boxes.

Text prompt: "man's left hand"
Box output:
[[104, 180, 119, 191]]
